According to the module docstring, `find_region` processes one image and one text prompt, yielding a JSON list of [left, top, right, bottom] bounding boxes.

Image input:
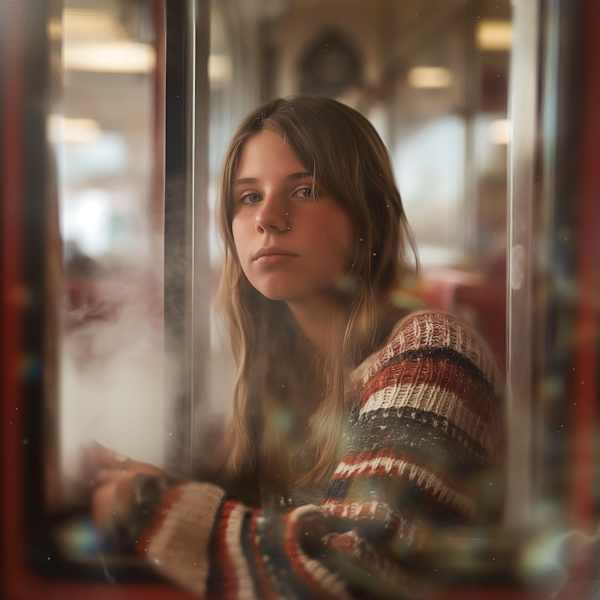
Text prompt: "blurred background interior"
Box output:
[[4, 0, 599, 589], [54, 0, 512, 514]]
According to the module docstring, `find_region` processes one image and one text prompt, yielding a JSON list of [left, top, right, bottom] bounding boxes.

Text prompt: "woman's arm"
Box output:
[[93, 310, 503, 599]]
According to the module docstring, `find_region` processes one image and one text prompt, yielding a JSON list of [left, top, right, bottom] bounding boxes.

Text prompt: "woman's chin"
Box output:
[[254, 283, 339, 305], [256, 287, 296, 303], [252, 280, 309, 303]]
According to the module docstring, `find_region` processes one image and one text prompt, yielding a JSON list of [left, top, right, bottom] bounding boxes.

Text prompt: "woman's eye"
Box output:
[[294, 187, 316, 200], [241, 193, 261, 204]]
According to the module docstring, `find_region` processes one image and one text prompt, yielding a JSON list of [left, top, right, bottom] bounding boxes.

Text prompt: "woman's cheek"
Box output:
[[231, 218, 250, 262]]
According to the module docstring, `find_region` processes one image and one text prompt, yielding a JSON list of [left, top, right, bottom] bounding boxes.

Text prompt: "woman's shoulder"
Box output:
[[349, 308, 503, 397], [344, 308, 505, 463]]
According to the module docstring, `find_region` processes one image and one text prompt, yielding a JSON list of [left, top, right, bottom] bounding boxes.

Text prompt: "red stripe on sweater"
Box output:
[[213, 500, 240, 600], [336, 447, 461, 482], [282, 510, 342, 600], [325, 474, 473, 521], [360, 357, 496, 423], [248, 510, 279, 600], [332, 450, 475, 516]]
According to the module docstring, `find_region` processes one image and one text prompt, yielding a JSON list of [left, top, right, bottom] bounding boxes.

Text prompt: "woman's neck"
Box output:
[[287, 293, 406, 364], [286, 295, 345, 355]]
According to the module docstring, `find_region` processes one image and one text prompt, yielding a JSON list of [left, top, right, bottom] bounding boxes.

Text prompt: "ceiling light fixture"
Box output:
[[477, 21, 513, 51], [64, 42, 155, 73], [407, 67, 452, 89], [489, 119, 511, 145]]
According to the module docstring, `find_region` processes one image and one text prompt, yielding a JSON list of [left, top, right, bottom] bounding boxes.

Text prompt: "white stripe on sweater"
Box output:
[[332, 456, 474, 517], [360, 311, 502, 398], [225, 504, 258, 600], [359, 382, 500, 456], [146, 483, 224, 597]]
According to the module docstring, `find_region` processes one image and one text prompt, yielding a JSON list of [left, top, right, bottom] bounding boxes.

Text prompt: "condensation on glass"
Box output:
[[51, 0, 165, 502]]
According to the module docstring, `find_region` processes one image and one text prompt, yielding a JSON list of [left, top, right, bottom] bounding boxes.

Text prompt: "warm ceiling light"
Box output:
[[47, 116, 101, 144], [64, 41, 156, 73], [477, 21, 513, 51], [407, 67, 452, 89], [208, 54, 233, 83], [47, 19, 62, 41], [489, 119, 510, 145], [64, 9, 125, 40]]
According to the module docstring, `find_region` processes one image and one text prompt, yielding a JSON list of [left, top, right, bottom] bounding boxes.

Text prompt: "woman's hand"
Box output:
[[82, 442, 168, 530], [91, 468, 129, 531]]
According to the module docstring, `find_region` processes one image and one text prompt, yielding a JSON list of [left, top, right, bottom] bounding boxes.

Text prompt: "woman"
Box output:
[[90, 96, 503, 599]]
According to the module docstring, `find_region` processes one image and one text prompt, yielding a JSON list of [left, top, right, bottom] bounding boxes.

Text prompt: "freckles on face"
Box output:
[[230, 129, 354, 303]]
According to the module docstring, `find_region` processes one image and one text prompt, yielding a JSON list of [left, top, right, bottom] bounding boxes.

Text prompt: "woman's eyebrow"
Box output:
[[287, 171, 312, 181], [234, 177, 258, 186], [234, 172, 312, 186]]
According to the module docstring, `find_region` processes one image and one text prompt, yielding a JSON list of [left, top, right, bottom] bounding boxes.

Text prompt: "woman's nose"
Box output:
[[255, 194, 290, 233]]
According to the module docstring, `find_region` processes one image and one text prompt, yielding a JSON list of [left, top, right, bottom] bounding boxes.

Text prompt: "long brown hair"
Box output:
[[216, 96, 417, 503]]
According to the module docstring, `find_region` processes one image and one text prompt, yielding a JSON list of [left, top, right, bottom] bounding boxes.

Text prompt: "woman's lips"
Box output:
[[253, 247, 298, 264], [254, 253, 296, 265]]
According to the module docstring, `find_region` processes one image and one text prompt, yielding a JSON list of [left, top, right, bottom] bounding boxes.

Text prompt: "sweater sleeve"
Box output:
[[107, 310, 503, 599]]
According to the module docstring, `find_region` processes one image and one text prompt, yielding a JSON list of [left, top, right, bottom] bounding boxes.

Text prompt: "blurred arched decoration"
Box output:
[[297, 29, 362, 97]]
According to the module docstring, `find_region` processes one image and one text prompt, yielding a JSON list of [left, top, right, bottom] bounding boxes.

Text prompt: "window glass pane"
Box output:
[[55, 0, 163, 505]]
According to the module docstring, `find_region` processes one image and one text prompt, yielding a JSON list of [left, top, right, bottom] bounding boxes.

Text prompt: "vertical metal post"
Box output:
[[462, 12, 480, 260], [164, 0, 210, 477], [164, 0, 193, 477], [505, 0, 540, 528], [191, 0, 211, 472]]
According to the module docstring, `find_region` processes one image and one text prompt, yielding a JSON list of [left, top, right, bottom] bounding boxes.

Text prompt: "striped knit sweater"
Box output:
[[109, 310, 504, 599]]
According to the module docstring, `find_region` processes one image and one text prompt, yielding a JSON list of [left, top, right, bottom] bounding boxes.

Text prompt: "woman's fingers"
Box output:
[[91, 478, 123, 530], [91, 441, 131, 469], [83, 441, 167, 475], [78, 441, 115, 481], [90, 462, 168, 489], [93, 468, 130, 486], [80, 442, 141, 483], [79, 442, 171, 531], [128, 461, 168, 477]]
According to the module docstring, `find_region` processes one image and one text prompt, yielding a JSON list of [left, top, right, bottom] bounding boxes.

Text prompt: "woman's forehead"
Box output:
[[236, 130, 309, 181]]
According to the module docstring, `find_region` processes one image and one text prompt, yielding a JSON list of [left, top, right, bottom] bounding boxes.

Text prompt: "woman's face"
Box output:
[[231, 129, 354, 304]]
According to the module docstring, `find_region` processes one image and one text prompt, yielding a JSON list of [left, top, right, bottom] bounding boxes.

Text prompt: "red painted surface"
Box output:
[[1, 0, 27, 596], [571, 0, 600, 532], [564, 1, 600, 596], [416, 266, 507, 370]]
